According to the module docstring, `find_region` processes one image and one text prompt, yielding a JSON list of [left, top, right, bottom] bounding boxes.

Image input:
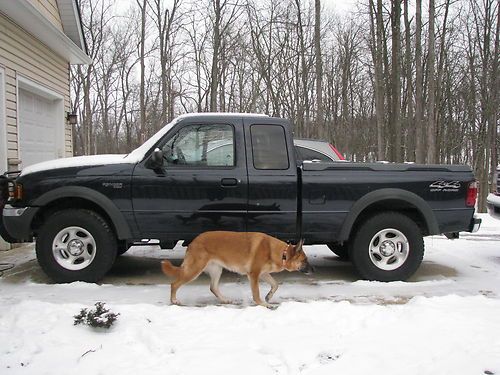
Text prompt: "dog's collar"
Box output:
[[282, 244, 290, 265]]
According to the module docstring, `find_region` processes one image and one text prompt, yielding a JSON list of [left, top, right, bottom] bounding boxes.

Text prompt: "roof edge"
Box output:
[[1, 0, 91, 65]]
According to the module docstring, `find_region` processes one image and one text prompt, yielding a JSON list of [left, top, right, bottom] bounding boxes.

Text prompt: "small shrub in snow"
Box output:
[[74, 302, 119, 329]]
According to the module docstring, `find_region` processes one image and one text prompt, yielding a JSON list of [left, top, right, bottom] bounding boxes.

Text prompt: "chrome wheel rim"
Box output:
[[368, 228, 409, 271], [52, 226, 96, 271]]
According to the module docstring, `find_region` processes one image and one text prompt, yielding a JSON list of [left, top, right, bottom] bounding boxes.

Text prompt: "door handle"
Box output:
[[221, 178, 239, 187]]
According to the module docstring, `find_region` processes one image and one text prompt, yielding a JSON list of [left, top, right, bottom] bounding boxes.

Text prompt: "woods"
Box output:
[[71, 0, 499, 211]]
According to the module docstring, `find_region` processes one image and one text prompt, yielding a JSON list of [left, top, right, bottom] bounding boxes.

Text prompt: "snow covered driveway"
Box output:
[[1, 214, 499, 374]]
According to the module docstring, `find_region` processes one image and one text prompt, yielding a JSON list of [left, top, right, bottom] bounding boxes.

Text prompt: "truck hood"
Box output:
[[20, 154, 134, 176]]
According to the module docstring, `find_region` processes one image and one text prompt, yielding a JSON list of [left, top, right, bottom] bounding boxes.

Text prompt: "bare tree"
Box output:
[[403, 0, 414, 161], [368, 0, 386, 160], [136, 0, 147, 143], [415, 0, 424, 163], [315, 0, 324, 137], [427, 0, 437, 164], [389, 0, 402, 162], [70, 0, 498, 211]]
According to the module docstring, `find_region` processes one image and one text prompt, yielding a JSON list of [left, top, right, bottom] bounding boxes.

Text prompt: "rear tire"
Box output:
[[349, 212, 424, 281], [36, 209, 117, 283]]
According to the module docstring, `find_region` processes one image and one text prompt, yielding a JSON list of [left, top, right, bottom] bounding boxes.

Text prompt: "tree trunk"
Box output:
[[427, 0, 437, 163], [389, 0, 402, 162], [137, 0, 147, 143], [369, 0, 385, 160], [490, 2, 499, 190], [403, 0, 414, 161], [210, 0, 221, 112], [315, 0, 324, 138], [415, 0, 424, 163]]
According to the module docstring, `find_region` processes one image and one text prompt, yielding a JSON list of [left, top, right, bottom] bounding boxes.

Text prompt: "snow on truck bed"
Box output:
[[1, 214, 500, 374]]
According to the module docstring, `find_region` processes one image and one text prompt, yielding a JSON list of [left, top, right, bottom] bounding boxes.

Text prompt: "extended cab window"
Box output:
[[250, 124, 289, 170], [162, 124, 234, 167], [296, 146, 334, 162]]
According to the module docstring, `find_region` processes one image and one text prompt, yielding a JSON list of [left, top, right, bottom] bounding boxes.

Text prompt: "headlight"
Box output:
[[8, 182, 23, 200]]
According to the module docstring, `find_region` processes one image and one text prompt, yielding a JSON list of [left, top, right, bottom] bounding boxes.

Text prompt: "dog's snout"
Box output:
[[300, 262, 314, 275]]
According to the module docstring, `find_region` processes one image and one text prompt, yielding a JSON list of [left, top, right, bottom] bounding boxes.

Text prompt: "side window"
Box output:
[[162, 124, 234, 167], [295, 146, 334, 162], [250, 124, 289, 170]]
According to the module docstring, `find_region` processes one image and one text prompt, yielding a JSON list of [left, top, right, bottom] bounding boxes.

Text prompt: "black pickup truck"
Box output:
[[0, 113, 480, 283]]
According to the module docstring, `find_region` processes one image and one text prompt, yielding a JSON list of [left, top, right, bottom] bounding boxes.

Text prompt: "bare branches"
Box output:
[[70, 0, 499, 209]]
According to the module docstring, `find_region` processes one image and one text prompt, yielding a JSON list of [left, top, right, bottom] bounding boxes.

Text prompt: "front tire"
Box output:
[[349, 212, 424, 281], [36, 209, 117, 283], [116, 241, 130, 256], [327, 243, 349, 260]]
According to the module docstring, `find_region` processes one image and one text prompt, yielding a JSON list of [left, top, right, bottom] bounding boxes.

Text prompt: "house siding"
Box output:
[[28, 0, 64, 32], [0, 12, 73, 170]]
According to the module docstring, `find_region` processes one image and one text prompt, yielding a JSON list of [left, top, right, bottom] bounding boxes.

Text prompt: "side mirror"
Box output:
[[150, 148, 164, 169]]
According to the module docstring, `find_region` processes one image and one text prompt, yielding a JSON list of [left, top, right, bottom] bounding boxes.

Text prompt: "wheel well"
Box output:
[[349, 199, 429, 241], [31, 197, 118, 238]]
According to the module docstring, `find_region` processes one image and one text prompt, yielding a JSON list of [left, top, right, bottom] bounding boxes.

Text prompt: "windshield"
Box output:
[[124, 119, 179, 163]]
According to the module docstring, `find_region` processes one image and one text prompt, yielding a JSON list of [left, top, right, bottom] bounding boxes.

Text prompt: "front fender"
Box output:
[[33, 186, 132, 239]]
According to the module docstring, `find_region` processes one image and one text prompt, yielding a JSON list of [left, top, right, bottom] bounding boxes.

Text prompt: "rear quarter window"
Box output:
[[250, 124, 289, 170]]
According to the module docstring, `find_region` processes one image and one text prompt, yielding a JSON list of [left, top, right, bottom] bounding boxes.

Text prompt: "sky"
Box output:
[[113, 0, 359, 15]]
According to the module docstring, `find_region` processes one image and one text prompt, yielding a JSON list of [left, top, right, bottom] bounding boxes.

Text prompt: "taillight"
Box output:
[[329, 144, 345, 160], [466, 181, 477, 207]]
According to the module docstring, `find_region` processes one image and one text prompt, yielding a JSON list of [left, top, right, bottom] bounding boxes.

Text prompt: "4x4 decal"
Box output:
[[429, 180, 461, 192]]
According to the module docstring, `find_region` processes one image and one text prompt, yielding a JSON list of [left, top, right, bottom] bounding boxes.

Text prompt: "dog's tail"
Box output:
[[161, 260, 181, 278]]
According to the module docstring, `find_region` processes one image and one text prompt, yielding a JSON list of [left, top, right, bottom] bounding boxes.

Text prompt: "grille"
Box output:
[[0, 176, 8, 211]]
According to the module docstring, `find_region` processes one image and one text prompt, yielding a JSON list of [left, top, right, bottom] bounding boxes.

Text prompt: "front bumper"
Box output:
[[486, 193, 500, 220], [1, 204, 38, 242]]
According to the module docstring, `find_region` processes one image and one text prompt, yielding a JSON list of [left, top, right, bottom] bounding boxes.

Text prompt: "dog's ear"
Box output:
[[295, 239, 304, 253]]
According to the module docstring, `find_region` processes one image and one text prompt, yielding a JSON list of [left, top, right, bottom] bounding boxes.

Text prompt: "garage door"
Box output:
[[18, 88, 60, 168]]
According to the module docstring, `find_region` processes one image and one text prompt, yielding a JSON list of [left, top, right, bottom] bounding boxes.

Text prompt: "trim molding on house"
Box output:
[[57, 0, 88, 55], [0, 1, 91, 65]]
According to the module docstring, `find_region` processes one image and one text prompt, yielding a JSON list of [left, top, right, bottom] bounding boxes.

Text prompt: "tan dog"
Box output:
[[161, 231, 312, 307]]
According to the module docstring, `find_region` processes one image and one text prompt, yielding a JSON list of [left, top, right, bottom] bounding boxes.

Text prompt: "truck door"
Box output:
[[244, 118, 298, 241], [132, 119, 248, 241]]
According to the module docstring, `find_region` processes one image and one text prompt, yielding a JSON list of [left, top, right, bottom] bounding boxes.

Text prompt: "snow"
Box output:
[[19, 154, 130, 176], [1, 214, 500, 374]]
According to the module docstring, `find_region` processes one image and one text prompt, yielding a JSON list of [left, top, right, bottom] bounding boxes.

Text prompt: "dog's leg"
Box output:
[[205, 263, 231, 304], [248, 272, 271, 308], [261, 273, 279, 303], [170, 253, 208, 305]]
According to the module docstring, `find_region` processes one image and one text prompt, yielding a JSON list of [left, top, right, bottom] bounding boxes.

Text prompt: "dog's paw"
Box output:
[[257, 302, 278, 309], [171, 299, 181, 306], [218, 298, 233, 305], [264, 303, 279, 310]]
